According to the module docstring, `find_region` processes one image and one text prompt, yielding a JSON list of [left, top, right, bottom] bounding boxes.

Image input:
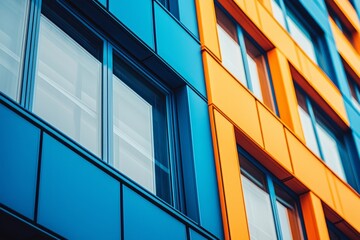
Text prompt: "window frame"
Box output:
[[295, 86, 355, 183], [157, 0, 179, 20], [109, 48, 181, 207], [215, 4, 279, 115], [271, 0, 336, 84], [16, 0, 186, 212], [238, 146, 307, 240]]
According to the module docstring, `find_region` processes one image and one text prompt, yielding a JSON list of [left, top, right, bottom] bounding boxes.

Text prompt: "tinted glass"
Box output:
[[315, 122, 347, 180], [33, 16, 102, 156], [275, 185, 304, 240], [113, 75, 156, 192], [296, 90, 320, 156], [215, 7, 247, 85], [242, 175, 277, 240], [271, 0, 286, 28], [112, 58, 171, 203], [287, 12, 317, 64], [0, 0, 29, 101], [244, 37, 275, 111]]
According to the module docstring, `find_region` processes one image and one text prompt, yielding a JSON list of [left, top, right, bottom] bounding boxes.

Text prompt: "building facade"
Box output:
[[0, 0, 359, 239]]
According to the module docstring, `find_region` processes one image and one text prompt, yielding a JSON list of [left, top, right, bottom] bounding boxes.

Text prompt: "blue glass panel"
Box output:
[[123, 186, 187, 240], [178, 0, 199, 38], [154, 2, 206, 97], [0, 103, 40, 219], [189, 229, 208, 240], [187, 88, 224, 239], [109, 0, 154, 49], [37, 134, 120, 240]]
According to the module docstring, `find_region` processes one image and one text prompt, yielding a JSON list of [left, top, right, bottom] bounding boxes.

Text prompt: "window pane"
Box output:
[[0, 0, 28, 100], [241, 175, 277, 240], [287, 13, 317, 64], [296, 90, 320, 156], [113, 75, 156, 193], [275, 186, 304, 240], [271, 0, 286, 28], [315, 122, 347, 181], [244, 37, 275, 111], [112, 59, 171, 203], [215, 7, 247, 85], [33, 16, 102, 156]]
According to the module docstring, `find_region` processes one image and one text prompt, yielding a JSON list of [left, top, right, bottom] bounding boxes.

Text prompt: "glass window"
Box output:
[[295, 89, 349, 181], [287, 12, 317, 64], [112, 57, 171, 204], [271, 0, 318, 64], [0, 0, 29, 101], [239, 152, 305, 240], [158, 0, 179, 19], [271, 0, 286, 28], [244, 37, 276, 111], [346, 72, 360, 106], [296, 90, 321, 156], [215, 7, 247, 85], [33, 15, 102, 156], [275, 185, 304, 240], [216, 6, 277, 112]]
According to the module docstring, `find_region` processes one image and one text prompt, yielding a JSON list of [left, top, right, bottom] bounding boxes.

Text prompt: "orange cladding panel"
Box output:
[[267, 49, 304, 139], [300, 192, 330, 240], [285, 129, 334, 209], [203, 52, 264, 147], [213, 109, 250, 240], [257, 102, 293, 174], [195, 0, 221, 59]]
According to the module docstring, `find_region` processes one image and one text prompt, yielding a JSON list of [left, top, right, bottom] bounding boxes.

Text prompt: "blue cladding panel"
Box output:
[[109, 0, 154, 49], [154, 3, 206, 97], [97, 0, 106, 7], [123, 186, 187, 240], [178, 0, 199, 38], [38, 134, 120, 240], [187, 88, 223, 239], [0, 104, 40, 219], [189, 229, 208, 240]]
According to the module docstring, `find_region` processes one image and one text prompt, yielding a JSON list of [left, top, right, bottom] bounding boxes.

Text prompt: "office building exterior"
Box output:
[[0, 0, 359, 239]]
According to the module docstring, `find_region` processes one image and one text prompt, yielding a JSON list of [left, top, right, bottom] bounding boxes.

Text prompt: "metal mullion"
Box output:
[[267, 175, 283, 240], [103, 42, 113, 164], [21, 0, 42, 110]]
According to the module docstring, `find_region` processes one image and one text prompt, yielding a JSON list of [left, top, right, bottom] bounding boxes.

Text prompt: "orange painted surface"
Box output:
[[300, 192, 330, 240], [243, 0, 260, 27], [195, 0, 221, 60], [203, 51, 264, 147], [331, 18, 360, 78], [267, 49, 304, 138], [257, 102, 293, 173], [285, 129, 334, 209], [334, 177, 360, 233], [198, 0, 360, 237], [212, 109, 250, 240], [325, 169, 344, 216], [333, 0, 360, 32], [257, 3, 299, 64]]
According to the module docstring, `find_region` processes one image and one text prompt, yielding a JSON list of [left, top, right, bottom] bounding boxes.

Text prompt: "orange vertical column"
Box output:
[[267, 48, 304, 140], [300, 192, 330, 240], [210, 108, 250, 240]]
